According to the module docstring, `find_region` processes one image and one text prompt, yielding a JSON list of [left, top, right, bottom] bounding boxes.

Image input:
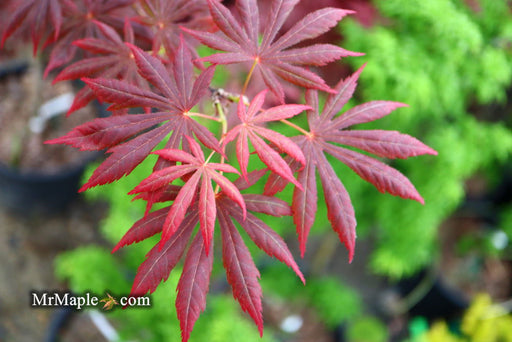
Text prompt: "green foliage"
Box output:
[[340, 0, 512, 277], [347, 316, 388, 342], [260, 265, 362, 328], [55, 246, 129, 294], [306, 277, 362, 328]]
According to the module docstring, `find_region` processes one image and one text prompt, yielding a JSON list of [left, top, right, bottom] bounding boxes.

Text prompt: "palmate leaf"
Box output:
[[130, 209, 198, 296], [183, 0, 362, 102], [129, 136, 244, 253], [218, 208, 263, 336], [1, 0, 62, 53], [132, 0, 210, 55], [223, 90, 309, 187], [276, 65, 438, 260], [47, 39, 221, 191], [54, 20, 147, 114], [116, 169, 303, 341], [177, 232, 214, 342], [43, 0, 137, 76]]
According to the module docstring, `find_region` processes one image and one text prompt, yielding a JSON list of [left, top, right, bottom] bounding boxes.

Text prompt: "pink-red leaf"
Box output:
[[225, 202, 304, 283], [233, 169, 268, 191], [199, 174, 216, 254], [185, 0, 355, 101], [263, 156, 301, 196], [261, 0, 299, 49], [323, 143, 425, 204], [270, 8, 353, 51], [209, 169, 246, 217], [180, 27, 240, 52], [133, 185, 182, 204], [46, 113, 172, 151], [176, 233, 214, 342], [249, 132, 302, 189], [218, 209, 263, 335], [83, 77, 172, 111], [161, 171, 201, 248], [324, 130, 438, 159], [243, 194, 292, 217], [237, 128, 250, 180], [129, 165, 198, 195], [316, 152, 356, 262], [255, 127, 306, 166], [292, 142, 318, 257], [206, 0, 249, 49], [127, 43, 181, 101], [152, 149, 199, 165], [112, 206, 170, 253], [274, 44, 362, 66], [320, 64, 366, 123], [236, 0, 259, 46], [130, 210, 197, 296], [54, 56, 118, 82], [331, 101, 409, 130], [80, 123, 171, 191], [271, 62, 334, 93], [252, 104, 310, 124]]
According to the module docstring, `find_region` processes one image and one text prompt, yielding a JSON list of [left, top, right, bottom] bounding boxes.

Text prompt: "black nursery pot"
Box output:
[[0, 160, 92, 214], [0, 60, 107, 214]]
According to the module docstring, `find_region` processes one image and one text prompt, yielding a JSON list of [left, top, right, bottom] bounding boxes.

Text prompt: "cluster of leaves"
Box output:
[[1, 0, 436, 340]]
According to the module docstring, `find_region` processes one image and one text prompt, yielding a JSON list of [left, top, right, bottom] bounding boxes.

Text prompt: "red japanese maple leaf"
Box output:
[[1, 0, 62, 53], [115, 169, 303, 341], [266, 64, 438, 260], [183, 0, 362, 102], [129, 136, 245, 252], [44, 0, 136, 76], [54, 20, 148, 114], [132, 0, 211, 55], [223, 89, 310, 187], [47, 38, 221, 191]]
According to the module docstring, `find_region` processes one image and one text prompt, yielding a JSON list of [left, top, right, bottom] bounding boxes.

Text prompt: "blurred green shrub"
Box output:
[[339, 0, 512, 277], [347, 316, 389, 342]]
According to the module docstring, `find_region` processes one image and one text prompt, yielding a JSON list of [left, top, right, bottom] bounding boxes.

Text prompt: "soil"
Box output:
[[0, 199, 109, 342], [0, 63, 97, 174]]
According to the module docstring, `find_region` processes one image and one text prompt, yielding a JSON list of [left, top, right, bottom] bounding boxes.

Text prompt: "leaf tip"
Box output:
[[78, 183, 91, 193], [427, 147, 439, 156], [346, 240, 355, 263], [416, 195, 426, 205], [297, 270, 306, 285]]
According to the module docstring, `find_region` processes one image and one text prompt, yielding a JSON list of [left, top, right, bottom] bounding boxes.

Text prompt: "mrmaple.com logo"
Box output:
[[30, 291, 151, 310]]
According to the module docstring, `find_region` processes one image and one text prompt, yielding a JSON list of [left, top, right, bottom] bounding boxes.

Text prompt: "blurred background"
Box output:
[[1, 0, 512, 341]]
